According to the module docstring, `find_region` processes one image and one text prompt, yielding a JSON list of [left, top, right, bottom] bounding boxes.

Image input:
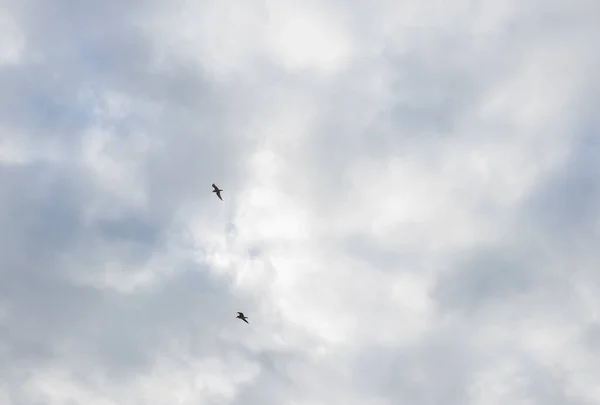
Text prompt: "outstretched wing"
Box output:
[[237, 312, 244, 316], [212, 183, 218, 191], [242, 318, 249, 324], [216, 191, 223, 201]]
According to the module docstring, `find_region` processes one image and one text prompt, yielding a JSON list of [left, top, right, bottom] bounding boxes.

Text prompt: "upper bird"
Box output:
[[212, 183, 223, 201], [236, 312, 249, 324]]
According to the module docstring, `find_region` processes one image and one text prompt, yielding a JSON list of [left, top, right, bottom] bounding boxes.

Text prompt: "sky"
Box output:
[[0, 0, 599, 404]]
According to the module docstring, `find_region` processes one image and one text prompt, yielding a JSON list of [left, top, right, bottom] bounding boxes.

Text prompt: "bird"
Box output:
[[236, 312, 249, 324], [212, 183, 223, 201]]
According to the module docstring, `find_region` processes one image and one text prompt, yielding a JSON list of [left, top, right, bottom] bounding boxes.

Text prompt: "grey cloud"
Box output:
[[351, 335, 476, 405], [0, 161, 243, 380], [1, 0, 599, 404], [433, 246, 538, 313], [0, 5, 256, 400], [431, 131, 600, 315], [0, 162, 87, 269]]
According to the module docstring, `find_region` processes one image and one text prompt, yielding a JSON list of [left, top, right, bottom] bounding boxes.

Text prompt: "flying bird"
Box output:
[[236, 312, 249, 324], [212, 183, 223, 201]]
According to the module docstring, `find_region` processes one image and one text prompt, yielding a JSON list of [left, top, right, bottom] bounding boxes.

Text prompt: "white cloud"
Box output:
[[265, 2, 354, 73], [0, 10, 25, 66]]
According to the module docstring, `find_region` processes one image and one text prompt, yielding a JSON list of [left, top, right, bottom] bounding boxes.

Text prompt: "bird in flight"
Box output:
[[236, 312, 249, 324], [212, 183, 223, 201]]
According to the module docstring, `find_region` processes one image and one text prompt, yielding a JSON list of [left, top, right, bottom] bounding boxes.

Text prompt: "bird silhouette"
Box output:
[[236, 312, 249, 324], [212, 183, 223, 201]]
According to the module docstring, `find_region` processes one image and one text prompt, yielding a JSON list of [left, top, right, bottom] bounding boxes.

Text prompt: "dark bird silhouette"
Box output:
[[212, 183, 223, 201], [236, 312, 249, 324]]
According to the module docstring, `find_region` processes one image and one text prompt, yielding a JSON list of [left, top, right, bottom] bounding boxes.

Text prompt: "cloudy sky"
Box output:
[[0, 0, 599, 404]]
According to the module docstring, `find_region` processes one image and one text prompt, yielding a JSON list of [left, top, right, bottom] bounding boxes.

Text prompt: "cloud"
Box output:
[[0, 9, 25, 66], [0, 0, 599, 404]]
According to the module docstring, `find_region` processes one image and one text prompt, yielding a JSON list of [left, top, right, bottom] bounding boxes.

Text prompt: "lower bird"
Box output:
[[212, 183, 223, 201], [236, 312, 249, 324]]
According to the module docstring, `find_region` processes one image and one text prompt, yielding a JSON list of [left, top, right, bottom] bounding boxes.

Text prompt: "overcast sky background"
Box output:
[[0, 0, 599, 404]]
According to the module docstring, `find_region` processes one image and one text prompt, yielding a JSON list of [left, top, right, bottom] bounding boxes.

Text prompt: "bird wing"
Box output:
[[212, 183, 218, 191], [216, 191, 223, 200], [243, 318, 249, 324], [237, 312, 244, 316]]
